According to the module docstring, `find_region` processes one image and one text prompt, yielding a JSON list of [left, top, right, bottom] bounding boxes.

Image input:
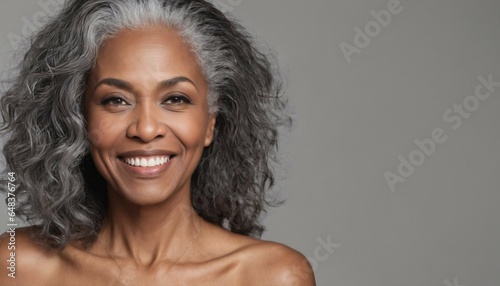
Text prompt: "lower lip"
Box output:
[[117, 157, 173, 177]]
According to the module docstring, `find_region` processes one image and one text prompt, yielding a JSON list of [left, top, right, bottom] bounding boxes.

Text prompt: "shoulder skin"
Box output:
[[0, 226, 58, 286], [232, 237, 316, 286]]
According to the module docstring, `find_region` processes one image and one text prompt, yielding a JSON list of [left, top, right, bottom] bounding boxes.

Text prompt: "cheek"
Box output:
[[86, 113, 121, 149], [171, 114, 209, 150]]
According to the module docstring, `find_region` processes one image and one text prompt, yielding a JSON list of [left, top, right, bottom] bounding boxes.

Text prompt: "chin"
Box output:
[[124, 194, 170, 206], [110, 184, 180, 207]]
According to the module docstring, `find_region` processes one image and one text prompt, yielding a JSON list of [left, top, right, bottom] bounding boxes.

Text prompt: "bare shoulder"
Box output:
[[204, 224, 315, 286], [239, 239, 316, 286], [0, 226, 59, 285]]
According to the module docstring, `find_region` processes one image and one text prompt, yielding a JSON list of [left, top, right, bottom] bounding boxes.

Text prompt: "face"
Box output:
[[83, 26, 216, 206]]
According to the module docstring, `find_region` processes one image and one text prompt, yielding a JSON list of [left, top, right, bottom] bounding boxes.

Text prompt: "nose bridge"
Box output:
[[127, 99, 167, 142]]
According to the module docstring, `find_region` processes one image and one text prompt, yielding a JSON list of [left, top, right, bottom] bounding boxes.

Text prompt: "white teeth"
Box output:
[[123, 156, 171, 167]]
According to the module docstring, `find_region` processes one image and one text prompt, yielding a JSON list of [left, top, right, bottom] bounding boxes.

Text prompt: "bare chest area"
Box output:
[[53, 254, 243, 286]]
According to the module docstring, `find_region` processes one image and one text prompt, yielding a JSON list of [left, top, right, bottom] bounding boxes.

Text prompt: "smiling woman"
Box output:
[[0, 0, 314, 285], [84, 26, 216, 208]]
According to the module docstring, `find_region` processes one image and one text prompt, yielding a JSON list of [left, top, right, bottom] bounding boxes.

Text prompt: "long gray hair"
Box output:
[[0, 0, 289, 248]]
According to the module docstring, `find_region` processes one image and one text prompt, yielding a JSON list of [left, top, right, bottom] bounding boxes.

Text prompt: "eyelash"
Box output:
[[100, 97, 128, 106], [164, 95, 192, 105], [99, 95, 192, 106]]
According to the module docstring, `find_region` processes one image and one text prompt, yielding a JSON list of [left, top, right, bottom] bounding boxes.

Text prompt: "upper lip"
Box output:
[[118, 149, 176, 158]]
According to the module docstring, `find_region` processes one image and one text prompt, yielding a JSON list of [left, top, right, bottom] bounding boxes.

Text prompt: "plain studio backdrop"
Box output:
[[1, 1, 499, 285]]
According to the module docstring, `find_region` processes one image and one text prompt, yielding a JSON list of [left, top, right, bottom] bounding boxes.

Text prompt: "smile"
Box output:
[[119, 155, 173, 167]]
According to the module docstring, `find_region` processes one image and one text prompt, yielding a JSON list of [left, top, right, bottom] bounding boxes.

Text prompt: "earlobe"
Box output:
[[204, 114, 217, 147]]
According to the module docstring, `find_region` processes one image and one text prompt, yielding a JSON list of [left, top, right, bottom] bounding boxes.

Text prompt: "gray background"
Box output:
[[1, 0, 499, 285]]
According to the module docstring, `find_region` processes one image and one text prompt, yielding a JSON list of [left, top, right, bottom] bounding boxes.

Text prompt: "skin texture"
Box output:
[[0, 26, 315, 286]]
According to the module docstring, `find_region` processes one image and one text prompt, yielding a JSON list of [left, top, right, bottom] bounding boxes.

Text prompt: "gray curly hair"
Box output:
[[0, 0, 289, 248]]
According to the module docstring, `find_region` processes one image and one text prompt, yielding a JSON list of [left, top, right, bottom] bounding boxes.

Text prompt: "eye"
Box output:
[[100, 96, 129, 106], [164, 95, 192, 107]]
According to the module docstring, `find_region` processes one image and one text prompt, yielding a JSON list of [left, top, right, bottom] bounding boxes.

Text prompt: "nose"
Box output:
[[126, 103, 168, 142]]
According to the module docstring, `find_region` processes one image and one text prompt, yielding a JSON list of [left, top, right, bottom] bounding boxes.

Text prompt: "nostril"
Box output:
[[126, 119, 168, 143]]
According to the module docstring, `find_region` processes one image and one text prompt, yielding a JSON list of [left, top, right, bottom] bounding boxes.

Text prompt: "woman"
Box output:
[[0, 0, 314, 285]]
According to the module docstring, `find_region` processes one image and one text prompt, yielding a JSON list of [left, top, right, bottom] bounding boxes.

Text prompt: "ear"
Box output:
[[204, 113, 217, 147]]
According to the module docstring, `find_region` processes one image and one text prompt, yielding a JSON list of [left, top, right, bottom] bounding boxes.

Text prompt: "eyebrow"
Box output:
[[92, 76, 197, 93]]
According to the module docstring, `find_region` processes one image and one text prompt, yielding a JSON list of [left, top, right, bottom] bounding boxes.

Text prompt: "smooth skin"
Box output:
[[0, 26, 315, 286]]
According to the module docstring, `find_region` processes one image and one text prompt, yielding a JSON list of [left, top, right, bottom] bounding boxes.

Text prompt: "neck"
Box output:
[[98, 188, 202, 267]]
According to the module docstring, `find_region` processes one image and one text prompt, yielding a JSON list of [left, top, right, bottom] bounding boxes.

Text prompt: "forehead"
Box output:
[[89, 25, 206, 90]]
